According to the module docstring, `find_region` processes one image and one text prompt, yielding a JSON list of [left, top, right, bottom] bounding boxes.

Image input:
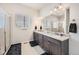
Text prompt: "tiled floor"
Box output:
[[21, 43, 45, 55], [6, 42, 45, 55]]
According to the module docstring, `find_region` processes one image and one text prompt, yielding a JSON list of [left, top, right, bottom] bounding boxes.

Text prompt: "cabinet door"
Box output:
[[60, 40, 69, 55], [49, 41, 61, 55], [33, 32, 35, 40], [43, 40, 49, 52], [36, 33, 39, 43], [33, 32, 39, 43], [38, 34, 43, 48], [43, 36, 50, 53]]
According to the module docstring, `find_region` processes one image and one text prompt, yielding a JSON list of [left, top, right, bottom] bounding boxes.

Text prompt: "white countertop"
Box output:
[[34, 30, 69, 41]]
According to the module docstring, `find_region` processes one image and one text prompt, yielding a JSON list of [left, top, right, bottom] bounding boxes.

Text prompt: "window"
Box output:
[[15, 14, 31, 30], [0, 14, 5, 28]]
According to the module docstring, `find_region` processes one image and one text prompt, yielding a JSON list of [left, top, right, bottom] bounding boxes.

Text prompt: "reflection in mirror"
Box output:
[[42, 12, 65, 33], [42, 8, 70, 34]]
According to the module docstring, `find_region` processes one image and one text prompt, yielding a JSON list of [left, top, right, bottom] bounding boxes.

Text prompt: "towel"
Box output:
[[69, 23, 77, 33]]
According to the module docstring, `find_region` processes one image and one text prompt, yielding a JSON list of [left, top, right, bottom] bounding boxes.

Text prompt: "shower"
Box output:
[[0, 8, 11, 55]]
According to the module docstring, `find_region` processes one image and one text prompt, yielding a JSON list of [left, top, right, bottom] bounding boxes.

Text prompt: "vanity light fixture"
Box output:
[[50, 10, 53, 14], [49, 3, 65, 15], [54, 3, 65, 12]]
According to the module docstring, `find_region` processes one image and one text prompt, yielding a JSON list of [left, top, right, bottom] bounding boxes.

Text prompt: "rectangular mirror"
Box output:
[[41, 8, 70, 34]]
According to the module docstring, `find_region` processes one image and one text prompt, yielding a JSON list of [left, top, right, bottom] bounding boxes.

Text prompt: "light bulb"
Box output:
[[50, 10, 53, 14], [59, 5, 62, 9], [54, 8, 57, 11], [58, 4, 65, 11]]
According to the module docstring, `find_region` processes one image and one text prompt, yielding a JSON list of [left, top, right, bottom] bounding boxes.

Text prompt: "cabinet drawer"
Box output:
[[44, 35, 61, 46]]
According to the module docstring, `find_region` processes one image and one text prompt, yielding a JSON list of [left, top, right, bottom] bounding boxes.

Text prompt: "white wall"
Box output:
[[0, 3, 38, 44], [69, 3, 79, 55], [39, 3, 79, 55]]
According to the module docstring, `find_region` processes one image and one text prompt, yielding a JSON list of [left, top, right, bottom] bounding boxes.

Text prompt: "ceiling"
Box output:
[[21, 3, 51, 11]]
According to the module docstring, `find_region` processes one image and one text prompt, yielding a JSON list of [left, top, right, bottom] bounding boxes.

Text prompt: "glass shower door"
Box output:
[[0, 13, 6, 55]]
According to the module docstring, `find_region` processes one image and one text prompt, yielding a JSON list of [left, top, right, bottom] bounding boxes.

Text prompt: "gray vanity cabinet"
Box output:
[[33, 32, 69, 55]]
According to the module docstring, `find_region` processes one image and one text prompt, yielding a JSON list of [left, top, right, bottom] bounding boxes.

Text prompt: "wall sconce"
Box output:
[[35, 26, 37, 30]]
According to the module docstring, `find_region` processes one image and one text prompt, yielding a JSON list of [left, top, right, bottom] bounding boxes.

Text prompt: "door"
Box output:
[[5, 15, 11, 51], [0, 10, 11, 55], [0, 13, 5, 55]]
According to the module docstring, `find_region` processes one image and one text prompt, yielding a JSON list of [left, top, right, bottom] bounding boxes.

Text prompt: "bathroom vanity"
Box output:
[[33, 31, 69, 55], [33, 7, 70, 55]]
